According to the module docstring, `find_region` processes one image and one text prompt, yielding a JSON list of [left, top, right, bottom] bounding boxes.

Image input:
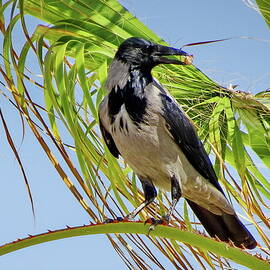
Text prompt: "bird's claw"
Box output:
[[144, 217, 170, 235], [144, 217, 168, 225], [103, 217, 124, 223]]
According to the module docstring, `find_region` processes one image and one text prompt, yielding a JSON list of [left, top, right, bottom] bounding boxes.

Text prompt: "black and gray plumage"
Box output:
[[98, 37, 257, 249]]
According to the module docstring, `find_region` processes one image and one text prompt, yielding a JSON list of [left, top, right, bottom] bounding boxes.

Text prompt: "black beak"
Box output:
[[152, 44, 192, 65]]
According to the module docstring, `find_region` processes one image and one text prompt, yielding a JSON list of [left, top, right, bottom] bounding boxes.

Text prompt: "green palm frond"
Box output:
[[257, 0, 270, 28]]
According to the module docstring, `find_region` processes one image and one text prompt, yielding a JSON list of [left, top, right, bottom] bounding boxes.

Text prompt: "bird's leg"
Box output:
[[126, 177, 157, 220], [163, 175, 182, 223]]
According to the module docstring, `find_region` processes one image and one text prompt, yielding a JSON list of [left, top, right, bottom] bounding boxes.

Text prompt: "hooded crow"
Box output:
[[98, 37, 257, 249]]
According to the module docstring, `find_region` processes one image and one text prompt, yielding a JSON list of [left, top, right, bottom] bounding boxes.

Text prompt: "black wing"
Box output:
[[99, 118, 120, 158], [160, 93, 257, 249], [160, 93, 223, 193]]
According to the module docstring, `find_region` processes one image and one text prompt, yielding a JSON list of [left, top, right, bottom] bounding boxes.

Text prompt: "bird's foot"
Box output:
[[103, 217, 124, 223], [104, 213, 137, 223], [145, 217, 168, 225], [144, 217, 170, 234]]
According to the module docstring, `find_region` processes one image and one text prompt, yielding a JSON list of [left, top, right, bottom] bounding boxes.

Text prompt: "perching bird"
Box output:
[[98, 37, 257, 249]]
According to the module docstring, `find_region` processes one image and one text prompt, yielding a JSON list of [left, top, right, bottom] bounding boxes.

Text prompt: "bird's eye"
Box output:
[[145, 45, 153, 54]]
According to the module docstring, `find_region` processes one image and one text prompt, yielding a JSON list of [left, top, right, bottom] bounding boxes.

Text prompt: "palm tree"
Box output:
[[0, 0, 269, 269]]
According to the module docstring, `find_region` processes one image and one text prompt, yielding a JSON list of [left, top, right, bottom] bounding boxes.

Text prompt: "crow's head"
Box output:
[[114, 37, 190, 70]]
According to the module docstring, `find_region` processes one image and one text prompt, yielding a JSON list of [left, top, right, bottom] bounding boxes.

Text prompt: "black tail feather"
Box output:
[[187, 200, 257, 249]]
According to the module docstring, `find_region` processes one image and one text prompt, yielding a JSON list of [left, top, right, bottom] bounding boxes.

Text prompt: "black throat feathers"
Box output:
[[108, 68, 153, 124]]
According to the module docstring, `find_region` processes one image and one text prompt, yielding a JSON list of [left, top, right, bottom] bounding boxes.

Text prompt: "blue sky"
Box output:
[[0, 1, 269, 269]]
